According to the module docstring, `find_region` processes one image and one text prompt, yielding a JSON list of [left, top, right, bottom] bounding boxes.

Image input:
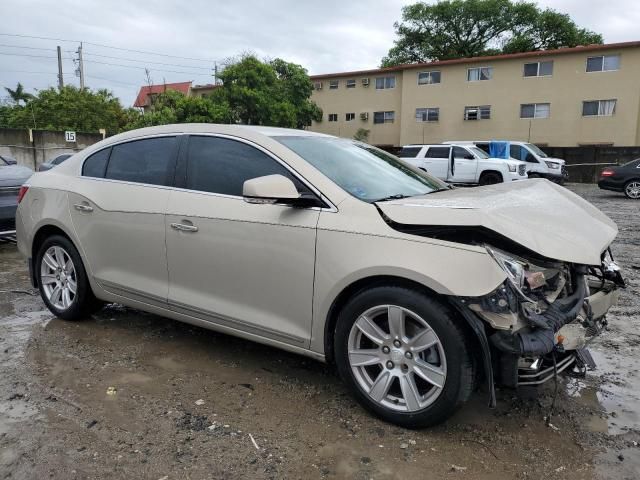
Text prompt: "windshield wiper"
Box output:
[[374, 194, 410, 202]]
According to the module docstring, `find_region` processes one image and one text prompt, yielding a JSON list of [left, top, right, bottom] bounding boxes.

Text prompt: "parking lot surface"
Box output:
[[0, 183, 638, 479]]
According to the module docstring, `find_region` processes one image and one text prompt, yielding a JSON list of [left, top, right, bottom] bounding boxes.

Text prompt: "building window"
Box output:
[[373, 111, 395, 124], [346, 112, 355, 121], [417, 71, 441, 85], [464, 105, 491, 120], [375, 76, 396, 89], [329, 80, 339, 89], [416, 107, 439, 122], [346, 79, 356, 89], [586, 55, 620, 72], [582, 99, 616, 116], [520, 103, 550, 119], [523, 61, 553, 77], [467, 67, 492, 81], [328, 113, 338, 122]]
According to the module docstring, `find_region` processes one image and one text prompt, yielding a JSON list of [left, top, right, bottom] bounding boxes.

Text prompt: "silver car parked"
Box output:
[[16, 124, 624, 427]]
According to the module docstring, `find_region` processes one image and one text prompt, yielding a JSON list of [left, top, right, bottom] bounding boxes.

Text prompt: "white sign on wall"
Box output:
[[65, 131, 76, 142]]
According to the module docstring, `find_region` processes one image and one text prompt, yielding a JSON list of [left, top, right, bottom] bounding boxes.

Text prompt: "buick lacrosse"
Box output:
[[16, 124, 624, 427]]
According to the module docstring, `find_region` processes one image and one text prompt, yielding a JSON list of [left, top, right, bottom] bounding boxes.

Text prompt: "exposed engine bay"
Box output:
[[464, 246, 625, 388]]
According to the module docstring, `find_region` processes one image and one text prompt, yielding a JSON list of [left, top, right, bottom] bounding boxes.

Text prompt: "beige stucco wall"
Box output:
[[309, 46, 640, 147], [310, 73, 403, 145]]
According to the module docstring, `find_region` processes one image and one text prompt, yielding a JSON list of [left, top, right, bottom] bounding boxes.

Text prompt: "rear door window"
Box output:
[[105, 137, 178, 186], [82, 148, 111, 178], [398, 147, 423, 158], [185, 136, 306, 196], [425, 147, 450, 158]]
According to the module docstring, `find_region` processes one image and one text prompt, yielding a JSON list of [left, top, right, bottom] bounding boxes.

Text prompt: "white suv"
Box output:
[[398, 144, 528, 185], [446, 141, 568, 184]]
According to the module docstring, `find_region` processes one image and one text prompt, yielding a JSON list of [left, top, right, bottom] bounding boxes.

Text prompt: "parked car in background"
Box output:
[[1, 154, 18, 166], [0, 161, 32, 232], [447, 140, 569, 184], [16, 124, 623, 427], [398, 143, 528, 185], [598, 159, 640, 199], [38, 153, 73, 172]]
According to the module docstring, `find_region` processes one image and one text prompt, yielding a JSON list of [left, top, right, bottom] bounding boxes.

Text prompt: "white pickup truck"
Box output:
[[398, 143, 528, 185]]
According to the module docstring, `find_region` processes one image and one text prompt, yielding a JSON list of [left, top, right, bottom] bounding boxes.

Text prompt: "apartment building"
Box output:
[[309, 41, 640, 147]]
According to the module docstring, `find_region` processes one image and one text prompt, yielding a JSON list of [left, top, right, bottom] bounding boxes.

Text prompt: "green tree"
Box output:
[[5, 86, 129, 134], [123, 90, 233, 130], [353, 128, 370, 143], [214, 55, 322, 128], [4, 82, 34, 105], [381, 0, 603, 66]]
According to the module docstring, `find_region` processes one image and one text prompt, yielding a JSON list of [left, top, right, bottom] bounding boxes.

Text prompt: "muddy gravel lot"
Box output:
[[0, 183, 638, 480]]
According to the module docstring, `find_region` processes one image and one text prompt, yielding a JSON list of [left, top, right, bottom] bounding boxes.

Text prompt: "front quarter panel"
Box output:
[[310, 200, 507, 354]]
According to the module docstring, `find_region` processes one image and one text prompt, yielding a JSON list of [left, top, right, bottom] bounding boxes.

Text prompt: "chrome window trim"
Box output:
[[78, 132, 338, 213]]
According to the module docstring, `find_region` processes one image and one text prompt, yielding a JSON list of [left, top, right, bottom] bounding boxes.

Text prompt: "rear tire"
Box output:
[[478, 172, 502, 185], [624, 180, 640, 199], [35, 235, 102, 320], [334, 286, 474, 428]]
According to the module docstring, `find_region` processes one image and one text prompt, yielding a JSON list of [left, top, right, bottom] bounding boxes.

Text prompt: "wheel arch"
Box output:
[[478, 169, 504, 182], [321, 274, 483, 369]]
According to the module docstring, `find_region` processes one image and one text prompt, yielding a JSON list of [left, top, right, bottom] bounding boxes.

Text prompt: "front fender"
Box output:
[[310, 227, 506, 354]]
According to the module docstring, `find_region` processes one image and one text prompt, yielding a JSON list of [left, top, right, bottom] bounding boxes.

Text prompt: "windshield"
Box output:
[[275, 136, 448, 202], [525, 143, 548, 158], [622, 158, 640, 167], [470, 146, 489, 159]]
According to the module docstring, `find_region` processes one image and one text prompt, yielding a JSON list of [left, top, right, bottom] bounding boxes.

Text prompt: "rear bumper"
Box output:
[[598, 178, 624, 192]]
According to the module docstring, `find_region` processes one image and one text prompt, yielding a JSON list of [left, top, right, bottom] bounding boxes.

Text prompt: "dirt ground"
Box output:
[[0, 183, 638, 480]]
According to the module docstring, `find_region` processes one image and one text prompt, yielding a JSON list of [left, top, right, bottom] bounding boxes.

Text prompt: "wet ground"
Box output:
[[0, 183, 638, 480]]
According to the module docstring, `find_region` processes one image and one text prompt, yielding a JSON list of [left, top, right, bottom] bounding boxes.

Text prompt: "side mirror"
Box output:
[[243, 174, 301, 205]]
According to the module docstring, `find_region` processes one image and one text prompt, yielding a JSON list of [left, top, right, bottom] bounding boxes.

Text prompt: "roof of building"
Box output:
[[133, 81, 193, 107], [310, 41, 640, 80], [191, 83, 219, 91]]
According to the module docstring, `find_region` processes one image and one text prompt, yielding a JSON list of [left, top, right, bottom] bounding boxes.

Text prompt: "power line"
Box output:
[[0, 43, 58, 52], [83, 59, 213, 76], [83, 51, 213, 71], [85, 75, 140, 87], [0, 51, 57, 59], [0, 32, 219, 63]]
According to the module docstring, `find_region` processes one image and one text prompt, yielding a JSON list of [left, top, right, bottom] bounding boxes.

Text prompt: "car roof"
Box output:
[[101, 124, 332, 146]]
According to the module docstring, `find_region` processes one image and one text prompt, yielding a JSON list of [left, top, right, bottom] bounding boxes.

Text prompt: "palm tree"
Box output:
[[5, 83, 34, 105]]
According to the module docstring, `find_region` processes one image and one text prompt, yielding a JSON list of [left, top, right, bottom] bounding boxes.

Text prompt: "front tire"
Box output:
[[36, 235, 102, 320], [624, 180, 640, 199], [478, 172, 502, 185], [334, 286, 474, 428]]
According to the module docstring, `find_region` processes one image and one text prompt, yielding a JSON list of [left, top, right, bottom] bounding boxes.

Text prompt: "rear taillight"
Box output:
[[600, 169, 615, 177], [17, 185, 29, 203]]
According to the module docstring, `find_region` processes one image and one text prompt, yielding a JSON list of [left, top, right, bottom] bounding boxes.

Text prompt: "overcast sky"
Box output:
[[1, 0, 638, 106]]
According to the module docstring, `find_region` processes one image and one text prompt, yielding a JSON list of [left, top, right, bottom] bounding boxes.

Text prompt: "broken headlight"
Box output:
[[485, 246, 526, 289]]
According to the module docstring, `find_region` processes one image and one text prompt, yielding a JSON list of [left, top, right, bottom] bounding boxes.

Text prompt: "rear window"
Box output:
[[82, 148, 111, 178], [398, 147, 422, 158], [105, 137, 177, 186], [425, 147, 450, 158]]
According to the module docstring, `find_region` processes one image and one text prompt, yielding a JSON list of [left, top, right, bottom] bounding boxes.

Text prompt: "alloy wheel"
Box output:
[[40, 246, 77, 310], [347, 305, 447, 412], [626, 181, 640, 199]]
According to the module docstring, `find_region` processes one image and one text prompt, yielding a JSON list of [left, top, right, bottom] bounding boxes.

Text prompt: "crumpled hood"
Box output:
[[376, 179, 617, 265], [0, 165, 33, 187]]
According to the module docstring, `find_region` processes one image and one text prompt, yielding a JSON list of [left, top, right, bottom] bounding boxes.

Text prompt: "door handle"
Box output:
[[170, 222, 198, 233], [73, 203, 93, 212]]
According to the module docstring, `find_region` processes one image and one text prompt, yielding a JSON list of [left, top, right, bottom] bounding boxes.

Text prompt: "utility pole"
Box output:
[[56, 46, 64, 89], [77, 42, 85, 90], [213, 62, 218, 85]]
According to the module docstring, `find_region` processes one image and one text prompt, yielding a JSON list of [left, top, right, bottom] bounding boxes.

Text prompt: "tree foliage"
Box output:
[[123, 90, 233, 130], [4, 83, 34, 105], [1, 86, 129, 134], [381, 0, 603, 66], [213, 55, 322, 128]]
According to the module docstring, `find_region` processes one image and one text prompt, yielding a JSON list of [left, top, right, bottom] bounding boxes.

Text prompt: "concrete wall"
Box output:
[[0, 128, 104, 169], [309, 45, 640, 148]]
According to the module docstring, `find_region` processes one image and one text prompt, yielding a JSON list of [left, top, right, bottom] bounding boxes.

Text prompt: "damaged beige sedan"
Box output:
[[15, 124, 624, 427]]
